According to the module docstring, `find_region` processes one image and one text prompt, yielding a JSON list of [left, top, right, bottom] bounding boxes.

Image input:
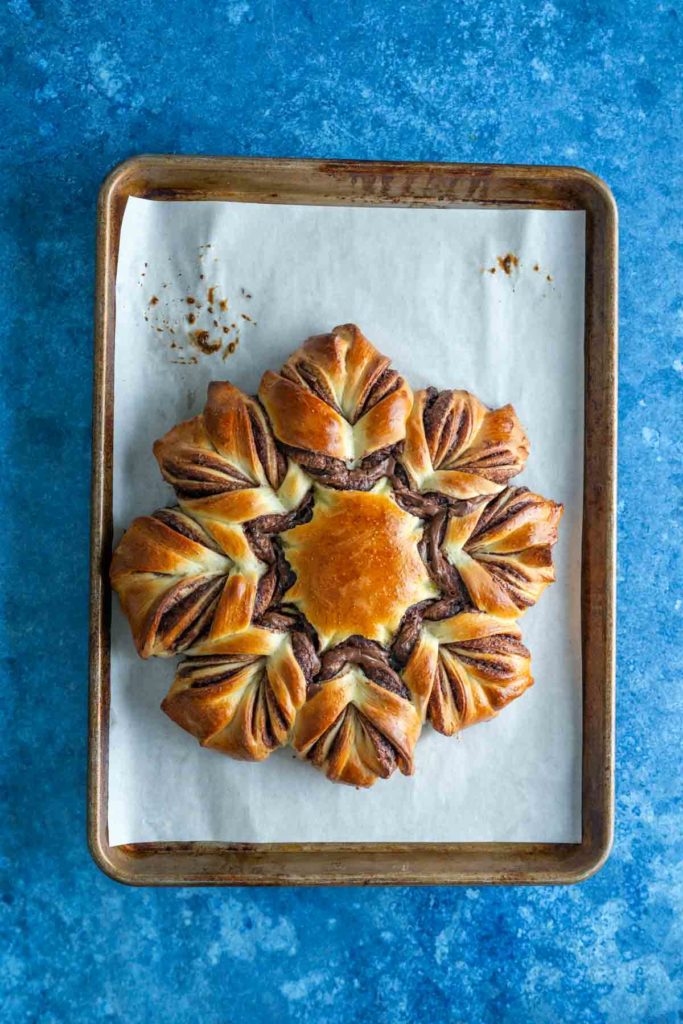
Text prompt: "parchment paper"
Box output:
[[109, 197, 585, 844]]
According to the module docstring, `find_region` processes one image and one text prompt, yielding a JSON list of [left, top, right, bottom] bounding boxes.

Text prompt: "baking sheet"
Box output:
[[109, 197, 585, 845]]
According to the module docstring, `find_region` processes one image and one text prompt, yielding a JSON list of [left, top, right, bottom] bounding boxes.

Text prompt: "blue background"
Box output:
[[2, 1, 681, 1021]]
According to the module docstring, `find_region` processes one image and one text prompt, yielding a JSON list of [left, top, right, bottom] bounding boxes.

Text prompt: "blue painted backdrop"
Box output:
[[2, 1, 681, 1021]]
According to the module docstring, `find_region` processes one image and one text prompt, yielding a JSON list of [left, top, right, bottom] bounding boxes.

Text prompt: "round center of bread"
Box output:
[[281, 485, 436, 650]]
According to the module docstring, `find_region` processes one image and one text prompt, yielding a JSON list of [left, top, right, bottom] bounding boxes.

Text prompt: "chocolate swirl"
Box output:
[[399, 387, 530, 501], [293, 636, 421, 786], [318, 636, 410, 700], [258, 324, 413, 488], [163, 631, 312, 760], [154, 383, 286, 499], [278, 442, 401, 492], [437, 486, 564, 617], [110, 508, 235, 658], [401, 610, 533, 734]]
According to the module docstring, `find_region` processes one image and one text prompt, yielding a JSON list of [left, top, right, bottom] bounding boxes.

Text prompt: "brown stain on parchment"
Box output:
[[140, 247, 257, 363], [497, 253, 519, 275]]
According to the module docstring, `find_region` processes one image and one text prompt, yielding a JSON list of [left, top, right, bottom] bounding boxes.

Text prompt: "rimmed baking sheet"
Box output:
[[89, 157, 616, 885]]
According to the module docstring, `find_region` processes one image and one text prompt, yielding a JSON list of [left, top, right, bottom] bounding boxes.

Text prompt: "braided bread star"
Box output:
[[111, 323, 562, 786]]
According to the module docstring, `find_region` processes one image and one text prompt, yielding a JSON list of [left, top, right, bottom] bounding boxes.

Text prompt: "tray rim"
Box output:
[[89, 154, 617, 886]]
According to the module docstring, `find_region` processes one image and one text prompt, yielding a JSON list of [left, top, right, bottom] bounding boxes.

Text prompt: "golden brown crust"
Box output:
[[401, 611, 533, 733], [282, 484, 436, 650], [204, 381, 284, 489], [109, 510, 262, 658], [258, 371, 352, 461], [153, 381, 310, 523], [162, 634, 309, 760], [292, 666, 421, 787], [258, 324, 413, 467], [400, 388, 530, 500], [289, 325, 391, 418], [442, 487, 563, 617], [112, 382, 312, 659]]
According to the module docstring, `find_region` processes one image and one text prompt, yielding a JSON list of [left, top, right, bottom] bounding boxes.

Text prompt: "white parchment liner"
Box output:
[[109, 198, 585, 844]]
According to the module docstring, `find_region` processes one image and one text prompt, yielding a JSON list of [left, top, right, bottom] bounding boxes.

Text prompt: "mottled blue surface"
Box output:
[[1, 0, 682, 1020]]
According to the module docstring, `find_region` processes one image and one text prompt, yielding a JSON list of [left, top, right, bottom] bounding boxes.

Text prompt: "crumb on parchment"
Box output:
[[139, 246, 257, 363]]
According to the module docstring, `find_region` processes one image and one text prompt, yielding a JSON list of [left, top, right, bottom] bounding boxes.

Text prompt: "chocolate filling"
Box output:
[[253, 545, 295, 619], [437, 658, 467, 716], [179, 450, 253, 480], [152, 507, 222, 553], [475, 560, 534, 609], [172, 481, 242, 501], [422, 388, 473, 469], [305, 680, 323, 701], [253, 564, 278, 618], [290, 630, 321, 682], [393, 488, 448, 518], [319, 636, 410, 701], [156, 576, 226, 650], [484, 559, 532, 585], [453, 634, 530, 658], [263, 679, 289, 744], [354, 367, 402, 422], [469, 487, 534, 540], [162, 450, 254, 500], [256, 608, 299, 633], [425, 658, 468, 731], [281, 443, 400, 491], [448, 651, 517, 679], [418, 510, 463, 595], [183, 658, 254, 689], [501, 586, 533, 608], [248, 403, 287, 490], [448, 666, 467, 715], [359, 713, 397, 777], [406, 489, 546, 615], [253, 678, 279, 750], [247, 490, 314, 538], [391, 596, 467, 665], [391, 600, 434, 665], [171, 596, 219, 652], [420, 388, 526, 480], [390, 460, 411, 489], [307, 718, 338, 769], [179, 653, 250, 675], [281, 355, 404, 429], [242, 496, 313, 618], [244, 528, 276, 565], [391, 462, 483, 519], [307, 707, 397, 780], [283, 360, 342, 414], [423, 596, 468, 620]]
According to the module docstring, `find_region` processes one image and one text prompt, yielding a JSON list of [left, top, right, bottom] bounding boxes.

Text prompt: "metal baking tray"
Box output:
[[89, 156, 616, 885]]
